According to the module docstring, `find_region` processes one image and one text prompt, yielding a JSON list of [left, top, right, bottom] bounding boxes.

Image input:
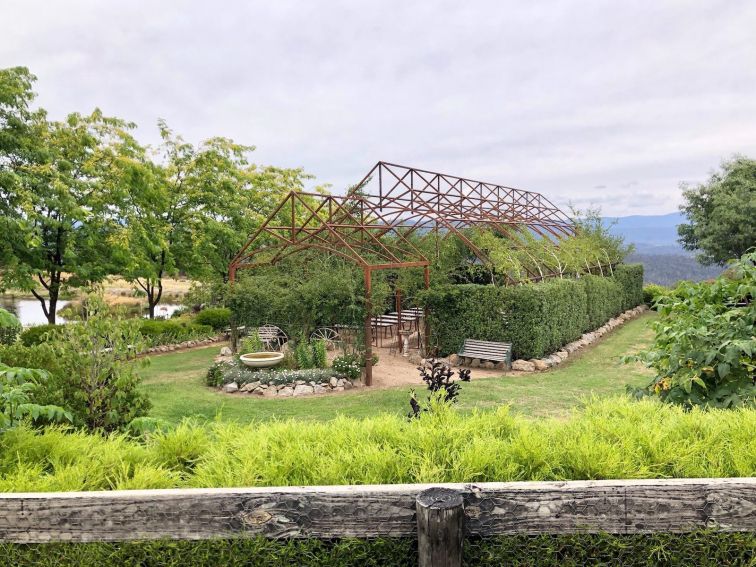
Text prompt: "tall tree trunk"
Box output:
[[146, 277, 163, 319], [30, 271, 60, 324]]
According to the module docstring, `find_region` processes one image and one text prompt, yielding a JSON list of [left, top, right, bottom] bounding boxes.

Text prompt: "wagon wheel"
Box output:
[[310, 327, 340, 349]]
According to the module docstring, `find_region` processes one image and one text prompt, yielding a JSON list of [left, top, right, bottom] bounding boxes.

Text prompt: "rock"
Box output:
[[309, 381, 317, 387], [482, 361, 495, 370], [252, 388, 265, 396], [329, 377, 339, 388], [545, 355, 561, 366], [263, 389, 276, 397], [469, 358, 481, 368], [512, 359, 535, 372], [313, 385, 328, 394], [532, 359, 550, 371], [336, 378, 345, 387], [295, 380, 306, 386], [555, 350, 568, 361], [334, 386, 344, 392], [240, 381, 261, 392], [343, 380, 354, 390], [220, 346, 232, 356], [448, 353, 460, 366], [278, 386, 294, 397], [494, 361, 508, 370], [222, 382, 239, 393], [293, 384, 314, 396], [408, 353, 423, 365]]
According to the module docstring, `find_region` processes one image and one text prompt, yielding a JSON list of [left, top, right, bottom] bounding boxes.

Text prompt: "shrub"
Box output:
[[194, 308, 231, 331], [50, 297, 152, 432], [207, 361, 337, 388], [0, 397, 753, 493], [0, 365, 72, 430], [642, 283, 668, 309], [138, 320, 215, 346], [332, 354, 361, 380], [292, 337, 328, 370], [19, 324, 62, 347], [240, 332, 264, 355], [409, 360, 471, 419], [629, 252, 755, 409], [0, 308, 21, 346], [0, 344, 62, 388]]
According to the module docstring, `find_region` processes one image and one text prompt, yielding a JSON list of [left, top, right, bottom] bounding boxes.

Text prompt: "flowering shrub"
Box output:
[[332, 354, 361, 380], [206, 361, 338, 388]]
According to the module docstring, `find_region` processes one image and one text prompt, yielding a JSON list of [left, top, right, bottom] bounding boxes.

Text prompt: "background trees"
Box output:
[[1, 66, 307, 320], [1, 67, 141, 323], [678, 156, 756, 266]]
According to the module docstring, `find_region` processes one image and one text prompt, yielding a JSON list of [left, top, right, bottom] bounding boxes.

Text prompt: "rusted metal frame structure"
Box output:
[[229, 190, 431, 386], [230, 161, 579, 386], [347, 162, 577, 284]]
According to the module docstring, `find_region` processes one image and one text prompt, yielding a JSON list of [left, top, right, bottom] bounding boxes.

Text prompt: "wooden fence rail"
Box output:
[[1, 478, 754, 563]]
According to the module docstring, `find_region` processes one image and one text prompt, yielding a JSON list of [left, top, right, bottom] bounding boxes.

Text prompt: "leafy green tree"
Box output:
[[0, 67, 142, 322], [0, 67, 44, 271], [678, 157, 756, 265]]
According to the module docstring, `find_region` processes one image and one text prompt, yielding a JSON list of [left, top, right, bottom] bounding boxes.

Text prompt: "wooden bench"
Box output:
[[458, 339, 512, 369]]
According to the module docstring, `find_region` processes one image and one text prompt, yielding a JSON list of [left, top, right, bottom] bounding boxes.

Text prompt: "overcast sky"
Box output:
[[3, 1, 755, 215]]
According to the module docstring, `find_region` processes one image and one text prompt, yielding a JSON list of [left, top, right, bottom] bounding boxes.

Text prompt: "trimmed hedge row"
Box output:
[[422, 264, 644, 359]]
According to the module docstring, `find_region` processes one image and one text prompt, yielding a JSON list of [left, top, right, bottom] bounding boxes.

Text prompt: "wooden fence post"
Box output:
[[416, 487, 464, 567]]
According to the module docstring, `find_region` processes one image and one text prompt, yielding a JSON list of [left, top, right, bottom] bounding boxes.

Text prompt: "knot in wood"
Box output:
[[240, 510, 272, 526]]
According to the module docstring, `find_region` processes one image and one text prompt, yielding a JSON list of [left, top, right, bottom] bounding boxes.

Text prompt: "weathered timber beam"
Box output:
[[0, 478, 753, 543]]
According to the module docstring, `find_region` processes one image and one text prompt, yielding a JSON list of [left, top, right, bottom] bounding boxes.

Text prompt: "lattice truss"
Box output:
[[230, 162, 576, 280]]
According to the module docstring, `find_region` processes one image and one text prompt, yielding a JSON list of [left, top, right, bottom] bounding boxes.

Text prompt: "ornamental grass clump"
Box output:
[[0, 397, 753, 492]]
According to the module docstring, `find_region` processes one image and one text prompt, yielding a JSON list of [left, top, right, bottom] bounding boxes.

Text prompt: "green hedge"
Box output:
[[19, 324, 62, 347], [612, 263, 644, 311], [422, 264, 644, 359], [0, 308, 21, 345], [2, 532, 753, 566], [194, 308, 231, 330], [138, 319, 215, 346]]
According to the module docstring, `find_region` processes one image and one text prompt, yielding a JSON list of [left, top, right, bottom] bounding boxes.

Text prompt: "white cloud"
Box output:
[[2, 0, 755, 215]]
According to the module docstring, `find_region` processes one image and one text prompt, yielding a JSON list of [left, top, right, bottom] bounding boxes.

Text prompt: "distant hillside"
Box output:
[[606, 212, 685, 251], [625, 253, 723, 286], [606, 213, 723, 285]]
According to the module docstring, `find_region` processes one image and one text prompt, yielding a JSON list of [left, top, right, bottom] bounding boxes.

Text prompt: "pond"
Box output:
[[0, 296, 70, 326], [0, 296, 183, 327]]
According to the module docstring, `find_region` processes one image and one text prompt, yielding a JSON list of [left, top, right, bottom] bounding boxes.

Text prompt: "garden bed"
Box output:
[[206, 360, 360, 397]]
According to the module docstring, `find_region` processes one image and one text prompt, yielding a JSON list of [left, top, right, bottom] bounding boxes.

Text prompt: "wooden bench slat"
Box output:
[[459, 338, 512, 367]]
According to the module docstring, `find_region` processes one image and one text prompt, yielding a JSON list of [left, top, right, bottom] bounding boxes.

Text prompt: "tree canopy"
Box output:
[[0, 66, 311, 320], [678, 156, 756, 266]]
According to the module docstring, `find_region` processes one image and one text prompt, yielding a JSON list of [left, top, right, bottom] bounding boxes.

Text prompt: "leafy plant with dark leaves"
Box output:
[[408, 359, 471, 419]]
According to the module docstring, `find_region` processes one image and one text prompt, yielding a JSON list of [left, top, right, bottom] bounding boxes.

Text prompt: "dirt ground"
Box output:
[[368, 345, 507, 388]]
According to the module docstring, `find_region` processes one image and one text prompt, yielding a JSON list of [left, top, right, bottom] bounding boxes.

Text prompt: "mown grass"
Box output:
[[141, 313, 657, 424]]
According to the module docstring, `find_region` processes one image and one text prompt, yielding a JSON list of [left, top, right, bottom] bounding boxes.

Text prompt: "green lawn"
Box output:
[[142, 313, 657, 424]]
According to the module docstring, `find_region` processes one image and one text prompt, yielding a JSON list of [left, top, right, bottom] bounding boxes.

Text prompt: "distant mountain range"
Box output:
[[604, 212, 722, 285], [605, 212, 686, 253]]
